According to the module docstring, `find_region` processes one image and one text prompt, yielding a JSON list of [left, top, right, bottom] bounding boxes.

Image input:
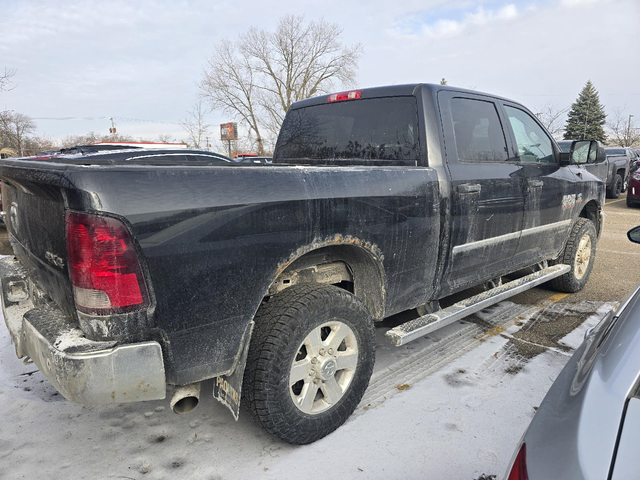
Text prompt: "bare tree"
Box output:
[[0, 68, 16, 92], [606, 106, 640, 147], [58, 131, 136, 148], [0, 110, 36, 156], [156, 133, 177, 144], [26, 135, 58, 155], [535, 103, 569, 138], [200, 15, 362, 154], [179, 98, 211, 149], [201, 39, 264, 153]]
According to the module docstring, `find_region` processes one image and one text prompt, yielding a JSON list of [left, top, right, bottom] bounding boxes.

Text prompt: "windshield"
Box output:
[[274, 97, 420, 165]]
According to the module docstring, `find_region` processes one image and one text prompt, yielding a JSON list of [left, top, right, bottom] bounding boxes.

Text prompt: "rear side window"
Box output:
[[505, 106, 555, 164], [450, 98, 509, 163], [274, 97, 419, 165]]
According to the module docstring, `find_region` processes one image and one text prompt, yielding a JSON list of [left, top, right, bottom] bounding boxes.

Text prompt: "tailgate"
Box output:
[[1, 179, 75, 319]]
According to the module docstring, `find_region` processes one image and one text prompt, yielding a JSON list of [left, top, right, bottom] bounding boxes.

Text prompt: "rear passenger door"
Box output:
[[501, 103, 576, 267], [438, 92, 525, 293]]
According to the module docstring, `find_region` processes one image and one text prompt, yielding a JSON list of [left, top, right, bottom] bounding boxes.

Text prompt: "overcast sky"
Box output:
[[1, 0, 639, 148]]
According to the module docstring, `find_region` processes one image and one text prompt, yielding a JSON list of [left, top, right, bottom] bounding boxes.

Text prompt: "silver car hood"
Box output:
[[522, 285, 640, 480]]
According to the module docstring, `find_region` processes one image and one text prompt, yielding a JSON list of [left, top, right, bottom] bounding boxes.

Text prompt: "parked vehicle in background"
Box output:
[[237, 156, 272, 164], [558, 142, 630, 198], [627, 169, 640, 207], [630, 148, 639, 172], [604, 147, 632, 197], [505, 226, 640, 480], [0, 84, 605, 445]]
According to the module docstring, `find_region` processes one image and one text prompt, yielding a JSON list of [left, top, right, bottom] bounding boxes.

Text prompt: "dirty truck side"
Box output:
[[0, 84, 604, 444]]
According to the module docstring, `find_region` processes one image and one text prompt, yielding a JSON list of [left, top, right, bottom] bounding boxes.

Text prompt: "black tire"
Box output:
[[607, 174, 622, 199], [550, 218, 597, 293], [242, 284, 376, 445]]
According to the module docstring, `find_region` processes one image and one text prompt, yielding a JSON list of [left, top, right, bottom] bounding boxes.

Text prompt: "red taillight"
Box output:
[[65, 211, 150, 315], [327, 90, 362, 103], [507, 443, 529, 480]]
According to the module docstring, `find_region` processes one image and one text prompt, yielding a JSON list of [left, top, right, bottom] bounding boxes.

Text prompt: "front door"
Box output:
[[501, 104, 577, 267], [438, 92, 525, 294]]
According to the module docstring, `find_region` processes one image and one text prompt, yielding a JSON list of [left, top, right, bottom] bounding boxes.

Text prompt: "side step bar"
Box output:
[[385, 264, 571, 346]]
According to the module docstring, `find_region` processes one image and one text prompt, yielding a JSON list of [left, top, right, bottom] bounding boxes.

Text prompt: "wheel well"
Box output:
[[579, 200, 602, 236], [617, 168, 626, 178], [269, 244, 386, 320]]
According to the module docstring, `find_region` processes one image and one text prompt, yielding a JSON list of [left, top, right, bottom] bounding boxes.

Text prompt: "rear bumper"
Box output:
[[0, 256, 166, 404]]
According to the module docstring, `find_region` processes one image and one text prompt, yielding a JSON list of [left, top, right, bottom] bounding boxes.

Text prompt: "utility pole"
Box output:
[[627, 114, 634, 147], [206, 136, 209, 151]]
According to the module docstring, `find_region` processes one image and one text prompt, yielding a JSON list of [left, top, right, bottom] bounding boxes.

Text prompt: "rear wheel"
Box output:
[[607, 174, 622, 199], [550, 218, 597, 293], [242, 284, 376, 445]]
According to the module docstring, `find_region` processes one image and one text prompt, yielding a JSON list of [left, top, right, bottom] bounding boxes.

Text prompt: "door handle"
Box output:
[[458, 183, 481, 194], [528, 180, 543, 189]]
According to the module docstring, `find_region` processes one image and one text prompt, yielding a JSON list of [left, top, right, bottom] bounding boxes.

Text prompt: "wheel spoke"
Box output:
[[327, 323, 350, 351], [290, 358, 311, 385], [304, 328, 323, 356], [335, 351, 357, 371], [300, 381, 319, 412], [321, 377, 342, 405]]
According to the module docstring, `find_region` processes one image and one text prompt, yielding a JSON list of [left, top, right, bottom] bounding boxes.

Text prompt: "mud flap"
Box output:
[[213, 322, 253, 420]]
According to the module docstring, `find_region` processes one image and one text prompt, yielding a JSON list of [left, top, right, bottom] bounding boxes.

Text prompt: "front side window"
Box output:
[[450, 98, 508, 163], [505, 106, 555, 164]]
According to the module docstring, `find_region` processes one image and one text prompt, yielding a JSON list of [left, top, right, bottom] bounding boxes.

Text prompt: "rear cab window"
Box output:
[[274, 97, 420, 166]]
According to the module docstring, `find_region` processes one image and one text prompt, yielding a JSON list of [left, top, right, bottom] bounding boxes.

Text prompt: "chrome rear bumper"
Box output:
[[0, 256, 166, 404]]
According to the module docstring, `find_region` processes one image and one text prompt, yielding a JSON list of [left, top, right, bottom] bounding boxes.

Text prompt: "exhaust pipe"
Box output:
[[170, 382, 201, 414]]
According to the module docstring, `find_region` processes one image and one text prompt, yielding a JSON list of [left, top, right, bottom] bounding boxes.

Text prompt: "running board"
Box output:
[[385, 264, 571, 346]]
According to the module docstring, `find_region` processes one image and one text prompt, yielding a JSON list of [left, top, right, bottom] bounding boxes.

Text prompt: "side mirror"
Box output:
[[628, 226, 640, 244], [570, 140, 593, 165]]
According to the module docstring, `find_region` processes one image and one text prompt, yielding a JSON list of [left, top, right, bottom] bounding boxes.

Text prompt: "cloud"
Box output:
[[389, 3, 525, 39]]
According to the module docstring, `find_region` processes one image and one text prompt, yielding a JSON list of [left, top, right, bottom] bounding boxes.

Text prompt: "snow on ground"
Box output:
[[0, 300, 613, 480]]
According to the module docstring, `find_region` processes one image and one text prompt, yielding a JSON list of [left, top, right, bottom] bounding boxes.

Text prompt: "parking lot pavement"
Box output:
[[0, 194, 637, 479]]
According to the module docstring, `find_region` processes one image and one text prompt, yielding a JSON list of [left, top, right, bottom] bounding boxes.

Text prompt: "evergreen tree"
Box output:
[[440, 77, 448, 85], [563, 80, 607, 142]]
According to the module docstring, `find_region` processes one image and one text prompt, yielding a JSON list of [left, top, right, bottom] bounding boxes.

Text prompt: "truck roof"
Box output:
[[289, 83, 515, 110]]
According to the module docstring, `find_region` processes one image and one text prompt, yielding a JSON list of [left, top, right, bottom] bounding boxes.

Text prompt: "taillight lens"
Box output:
[[66, 211, 150, 315], [327, 90, 362, 103], [507, 443, 529, 480]]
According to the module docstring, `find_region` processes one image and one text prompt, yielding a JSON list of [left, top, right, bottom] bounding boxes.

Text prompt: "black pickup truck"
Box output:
[[0, 84, 604, 444]]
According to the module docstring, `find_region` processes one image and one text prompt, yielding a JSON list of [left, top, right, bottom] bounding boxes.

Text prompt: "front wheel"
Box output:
[[550, 218, 597, 293], [242, 284, 376, 444]]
